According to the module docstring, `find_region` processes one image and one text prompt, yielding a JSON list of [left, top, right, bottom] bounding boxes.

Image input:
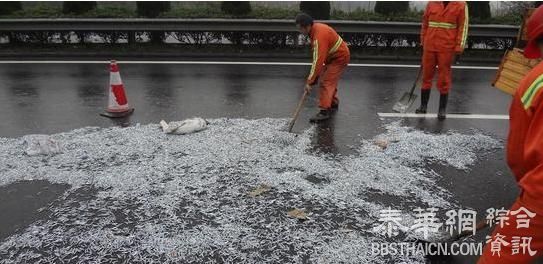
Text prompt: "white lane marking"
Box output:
[[378, 112, 509, 120], [0, 60, 498, 70]]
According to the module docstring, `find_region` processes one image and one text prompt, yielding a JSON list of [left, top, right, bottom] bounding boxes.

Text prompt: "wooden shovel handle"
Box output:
[[287, 89, 309, 132], [409, 66, 423, 95]]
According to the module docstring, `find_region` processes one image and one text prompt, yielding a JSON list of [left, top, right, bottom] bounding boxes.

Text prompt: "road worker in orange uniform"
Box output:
[[478, 6, 543, 264], [417, 1, 468, 120], [295, 13, 350, 122]]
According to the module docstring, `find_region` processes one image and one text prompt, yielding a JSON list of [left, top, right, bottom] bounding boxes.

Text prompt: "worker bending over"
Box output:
[[478, 5, 543, 263], [295, 13, 350, 122], [417, 1, 468, 120]]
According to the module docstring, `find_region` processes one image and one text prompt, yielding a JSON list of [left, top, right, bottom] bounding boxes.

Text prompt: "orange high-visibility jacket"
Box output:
[[307, 23, 349, 85], [421, 1, 469, 53], [508, 61, 543, 214]]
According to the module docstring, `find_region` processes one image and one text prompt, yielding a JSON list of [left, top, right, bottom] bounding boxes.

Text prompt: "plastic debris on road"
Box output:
[[23, 135, 62, 156], [0, 118, 501, 263], [160, 117, 208, 135]]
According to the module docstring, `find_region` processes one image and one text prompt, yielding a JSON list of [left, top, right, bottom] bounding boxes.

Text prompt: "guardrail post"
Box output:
[[9, 32, 18, 44], [128, 31, 136, 44]]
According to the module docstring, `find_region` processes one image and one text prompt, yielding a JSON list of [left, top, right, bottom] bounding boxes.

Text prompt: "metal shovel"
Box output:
[[392, 66, 423, 113]]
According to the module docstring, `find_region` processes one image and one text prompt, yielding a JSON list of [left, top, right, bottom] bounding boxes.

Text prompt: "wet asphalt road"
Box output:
[[0, 61, 526, 263]]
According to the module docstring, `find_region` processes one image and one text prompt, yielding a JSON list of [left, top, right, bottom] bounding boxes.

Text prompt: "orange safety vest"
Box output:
[[508, 61, 543, 214], [307, 22, 350, 85], [421, 1, 469, 53]]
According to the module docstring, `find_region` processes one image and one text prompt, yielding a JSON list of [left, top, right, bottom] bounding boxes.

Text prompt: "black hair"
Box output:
[[295, 13, 314, 27]]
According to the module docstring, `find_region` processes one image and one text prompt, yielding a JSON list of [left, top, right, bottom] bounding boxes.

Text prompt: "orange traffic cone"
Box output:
[[100, 60, 134, 118]]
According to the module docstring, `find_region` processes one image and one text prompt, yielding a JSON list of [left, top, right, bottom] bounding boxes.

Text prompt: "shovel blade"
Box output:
[[392, 93, 418, 113]]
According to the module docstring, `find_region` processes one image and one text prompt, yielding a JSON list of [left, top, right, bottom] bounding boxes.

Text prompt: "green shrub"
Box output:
[[332, 8, 422, 22], [467, 1, 491, 20], [161, 5, 294, 19], [299, 1, 330, 20], [250, 6, 297, 19], [160, 4, 224, 18], [9, 3, 61, 18], [82, 6, 135, 18], [374, 1, 410, 15], [136, 1, 171, 18], [0, 1, 22, 16], [0, 1, 522, 25], [221, 1, 252, 17], [62, 1, 96, 15]]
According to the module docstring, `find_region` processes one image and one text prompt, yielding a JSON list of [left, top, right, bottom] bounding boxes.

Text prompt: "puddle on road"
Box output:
[[0, 180, 68, 240], [0, 118, 500, 263]]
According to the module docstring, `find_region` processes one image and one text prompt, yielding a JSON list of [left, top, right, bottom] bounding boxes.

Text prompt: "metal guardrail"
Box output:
[[0, 18, 520, 38]]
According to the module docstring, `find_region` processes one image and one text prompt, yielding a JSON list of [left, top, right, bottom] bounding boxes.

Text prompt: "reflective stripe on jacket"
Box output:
[[508, 61, 543, 214], [421, 1, 469, 53], [307, 23, 350, 85]]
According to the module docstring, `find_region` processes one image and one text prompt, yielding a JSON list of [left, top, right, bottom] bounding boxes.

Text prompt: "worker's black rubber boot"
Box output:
[[415, 89, 430, 114], [438, 93, 448, 120], [331, 102, 339, 110], [310, 109, 331, 122]]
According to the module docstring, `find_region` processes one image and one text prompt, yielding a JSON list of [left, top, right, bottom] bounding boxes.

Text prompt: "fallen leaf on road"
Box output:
[[287, 208, 308, 220], [248, 184, 271, 197], [374, 139, 389, 150]]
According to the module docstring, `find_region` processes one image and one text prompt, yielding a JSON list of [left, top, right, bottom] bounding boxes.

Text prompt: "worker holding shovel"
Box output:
[[417, 1, 468, 120], [295, 13, 350, 123], [478, 6, 543, 263]]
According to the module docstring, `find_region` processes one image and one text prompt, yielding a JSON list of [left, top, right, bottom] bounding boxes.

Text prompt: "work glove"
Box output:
[[305, 84, 312, 93]]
